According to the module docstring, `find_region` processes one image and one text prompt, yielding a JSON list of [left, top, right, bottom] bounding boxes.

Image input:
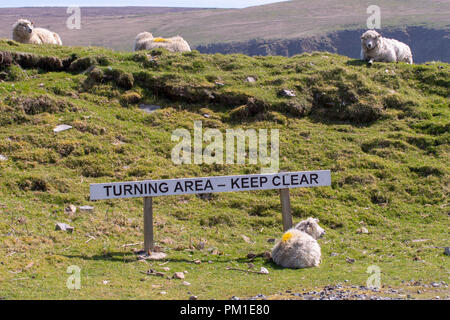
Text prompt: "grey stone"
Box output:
[[280, 89, 296, 97], [79, 205, 94, 211], [55, 223, 74, 233], [173, 272, 185, 280], [53, 125, 72, 133], [245, 76, 256, 83], [65, 205, 77, 215], [444, 247, 450, 256], [139, 104, 161, 113], [0, 154, 7, 161]]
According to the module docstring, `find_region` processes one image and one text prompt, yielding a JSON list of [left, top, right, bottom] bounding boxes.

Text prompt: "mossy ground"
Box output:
[[0, 40, 448, 300]]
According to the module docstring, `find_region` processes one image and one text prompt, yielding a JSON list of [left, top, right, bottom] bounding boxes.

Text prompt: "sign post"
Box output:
[[90, 170, 331, 258], [279, 188, 293, 232], [143, 197, 153, 253]]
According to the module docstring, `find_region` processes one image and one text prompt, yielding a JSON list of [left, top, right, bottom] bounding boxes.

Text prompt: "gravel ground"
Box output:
[[230, 281, 449, 300]]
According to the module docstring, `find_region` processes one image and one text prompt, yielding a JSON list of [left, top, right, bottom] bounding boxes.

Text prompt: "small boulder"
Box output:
[[279, 89, 296, 97], [357, 227, 369, 234], [139, 104, 161, 114], [79, 205, 94, 212], [65, 205, 77, 215], [55, 222, 74, 233], [173, 272, 185, 280], [53, 124, 72, 133], [260, 267, 269, 274], [444, 247, 450, 256]]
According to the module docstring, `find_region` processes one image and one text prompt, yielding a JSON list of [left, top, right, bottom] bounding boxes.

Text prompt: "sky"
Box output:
[[0, 0, 289, 8]]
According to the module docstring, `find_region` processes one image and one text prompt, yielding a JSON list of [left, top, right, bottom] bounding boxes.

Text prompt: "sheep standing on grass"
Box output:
[[271, 218, 325, 269], [12, 19, 62, 45], [360, 29, 413, 65], [133, 32, 191, 52]]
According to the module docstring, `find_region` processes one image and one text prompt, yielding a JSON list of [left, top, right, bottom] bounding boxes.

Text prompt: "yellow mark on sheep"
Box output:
[[153, 38, 169, 43], [282, 231, 293, 242]]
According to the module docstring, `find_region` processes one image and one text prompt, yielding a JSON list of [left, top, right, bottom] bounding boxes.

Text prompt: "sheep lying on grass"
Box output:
[[134, 32, 191, 52], [12, 19, 62, 45], [271, 218, 325, 269], [360, 29, 413, 65]]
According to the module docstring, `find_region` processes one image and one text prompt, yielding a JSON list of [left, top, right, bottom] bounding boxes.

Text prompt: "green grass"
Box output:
[[0, 40, 448, 299]]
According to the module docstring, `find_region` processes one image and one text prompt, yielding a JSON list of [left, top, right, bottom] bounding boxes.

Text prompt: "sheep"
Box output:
[[271, 217, 325, 269], [133, 32, 191, 53], [12, 19, 62, 46], [360, 29, 413, 65]]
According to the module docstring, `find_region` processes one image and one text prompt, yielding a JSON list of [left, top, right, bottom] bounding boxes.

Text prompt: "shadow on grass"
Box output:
[[64, 252, 274, 265], [62, 251, 297, 273]]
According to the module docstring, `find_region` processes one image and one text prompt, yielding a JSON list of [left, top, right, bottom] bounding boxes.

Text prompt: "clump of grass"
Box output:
[[120, 91, 142, 107]]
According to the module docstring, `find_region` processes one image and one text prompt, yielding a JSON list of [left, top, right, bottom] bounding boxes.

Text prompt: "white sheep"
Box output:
[[12, 19, 62, 46], [360, 29, 413, 65], [133, 32, 191, 53], [271, 217, 325, 269]]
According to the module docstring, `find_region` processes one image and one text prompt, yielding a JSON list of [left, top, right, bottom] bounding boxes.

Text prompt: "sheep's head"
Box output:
[[13, 19, 34, 37], [361, 29, 381, 51], [295, 217, 325, 240]]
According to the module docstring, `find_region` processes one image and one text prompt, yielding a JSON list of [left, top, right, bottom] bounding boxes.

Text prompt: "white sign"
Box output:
[[90, 170, 331, 200]]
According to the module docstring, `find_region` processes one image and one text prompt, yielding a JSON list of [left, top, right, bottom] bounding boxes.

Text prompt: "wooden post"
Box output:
[[143, 197, 154, 254], [279, 188, 293, 232]]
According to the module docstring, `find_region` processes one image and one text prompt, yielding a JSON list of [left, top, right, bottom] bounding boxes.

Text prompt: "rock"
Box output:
[[444, 247, 450, 256], [102, 280, 109, 285], [78, 205, 94, 211], [0, 155, 7, 161], [139, 104, 161, 113], [189, 295, 198, 300], [194, 260, 201, 265], [431, 282, 440, 287], [65, 205, 77, 215], [173, 272, 185, 280], [260, 267, 269, 274], [357, 227, 369, 234], [346, 258, 356, 264], [215, 81, 225, 86], [245, 76, 256, 83], [162, 267, 170, 272], [267, 238, 276, 243], [203, 113, 211, 118], [279, 89, 296, 97], [53, 124, 72, 133], [247, 252, 257, 259], [160, 291, 167, 295], [182, 281, 191, 286], [55, 222, 74, 233], [230, 296, 240, 300], [241, 235, 251, 243]]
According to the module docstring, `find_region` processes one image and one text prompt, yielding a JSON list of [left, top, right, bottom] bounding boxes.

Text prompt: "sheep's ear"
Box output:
[[377, 34, 381, 38]]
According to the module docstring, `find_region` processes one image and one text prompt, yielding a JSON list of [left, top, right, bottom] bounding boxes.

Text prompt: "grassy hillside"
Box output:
[[0, 1, 449, 50], [0, 40, 448, 300]]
